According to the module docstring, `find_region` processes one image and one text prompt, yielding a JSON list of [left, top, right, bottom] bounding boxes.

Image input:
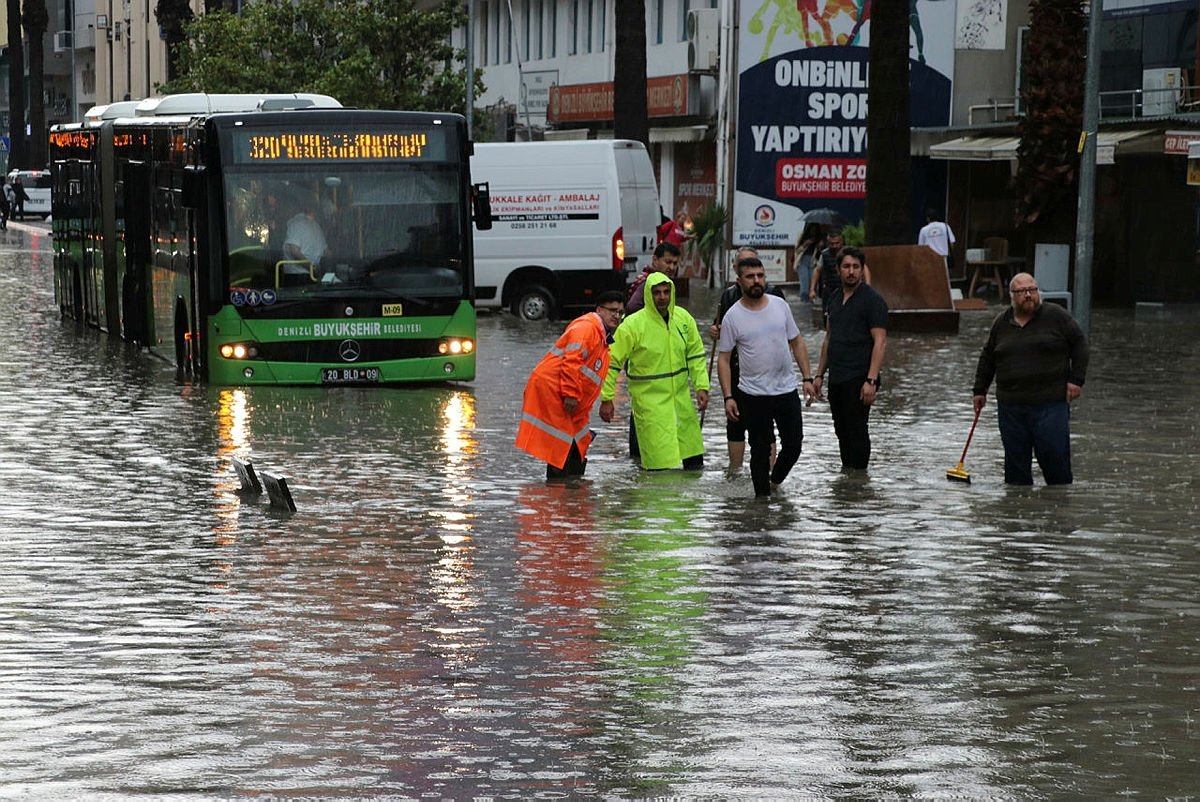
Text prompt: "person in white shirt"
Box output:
[[918, 208, 955, 265], [717, 256, 817, 498], [280, 194, 330, 283], [284, 209, 329, 267]]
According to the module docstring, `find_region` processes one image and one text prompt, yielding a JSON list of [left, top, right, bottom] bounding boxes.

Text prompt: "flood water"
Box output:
[[1, 224, 1197, 797]]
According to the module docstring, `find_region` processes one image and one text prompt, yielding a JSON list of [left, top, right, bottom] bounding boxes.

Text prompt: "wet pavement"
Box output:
[[0, 221, 1197, 796]]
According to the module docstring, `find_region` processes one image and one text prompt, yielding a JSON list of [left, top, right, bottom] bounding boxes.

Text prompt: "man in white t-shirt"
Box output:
[[285, 211, 329, 266], [281, 195, 330, 283], [917, 208, 955, 260], [717, 256, 817, 498]]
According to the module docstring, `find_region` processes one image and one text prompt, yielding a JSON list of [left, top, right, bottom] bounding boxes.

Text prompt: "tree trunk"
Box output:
[[6, 0, 26, 169], [156, 0, 194, 83], [612, 0, 648, 148], [22, 0, 48, 167], [864, 0, 910, 245]]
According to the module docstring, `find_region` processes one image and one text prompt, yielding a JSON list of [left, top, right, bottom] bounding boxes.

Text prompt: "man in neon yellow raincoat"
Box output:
[[599, 273, 710, 469]]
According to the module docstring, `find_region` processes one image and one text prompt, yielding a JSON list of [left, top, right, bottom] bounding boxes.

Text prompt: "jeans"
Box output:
[[739, 390, 804, 496], [997, 401, 1073, 485], [828, 379, 873, 470], [796, 253, 813, 301]]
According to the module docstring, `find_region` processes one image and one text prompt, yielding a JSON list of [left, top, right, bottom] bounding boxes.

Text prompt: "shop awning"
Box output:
[[926, 129, 1162, 162], [649, 125, 709, 143], [928, 135, 1019, 161]]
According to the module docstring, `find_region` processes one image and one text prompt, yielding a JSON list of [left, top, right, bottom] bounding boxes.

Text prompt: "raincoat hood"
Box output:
[[642, 272, 676, 319]]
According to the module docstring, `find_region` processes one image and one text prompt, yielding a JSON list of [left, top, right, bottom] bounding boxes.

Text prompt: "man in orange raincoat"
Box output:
[[516, 291, 627, 480]]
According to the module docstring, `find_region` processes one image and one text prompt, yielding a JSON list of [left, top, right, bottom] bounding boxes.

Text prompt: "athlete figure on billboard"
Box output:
[[847, 1, 926, 64]]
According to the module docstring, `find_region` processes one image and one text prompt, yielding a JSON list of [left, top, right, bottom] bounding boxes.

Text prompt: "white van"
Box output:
[[471, 140, 660, 320], [6, 169, 52, 219]]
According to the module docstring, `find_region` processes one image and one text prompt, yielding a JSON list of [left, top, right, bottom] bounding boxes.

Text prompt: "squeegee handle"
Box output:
[[959, 406, 983, 463]]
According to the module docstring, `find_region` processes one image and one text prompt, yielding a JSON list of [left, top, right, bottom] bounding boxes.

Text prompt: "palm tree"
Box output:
[[6, 0, 26, 168], [1016, 0, 1085, 244], [22, 0, 48, 167], [864, 0, 910, 245], [156, 0, 194, 83]]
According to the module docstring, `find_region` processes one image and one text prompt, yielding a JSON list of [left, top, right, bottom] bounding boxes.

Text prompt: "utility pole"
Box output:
[[1073, 0, 1102, 335], [124, 2, 133, 101]]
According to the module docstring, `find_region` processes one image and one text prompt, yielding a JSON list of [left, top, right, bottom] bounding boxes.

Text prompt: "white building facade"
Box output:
[[463, 0, 724, 243]]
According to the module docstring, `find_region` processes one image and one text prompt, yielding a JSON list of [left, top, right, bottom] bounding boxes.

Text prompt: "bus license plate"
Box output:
[[321, 367, 381, 384]]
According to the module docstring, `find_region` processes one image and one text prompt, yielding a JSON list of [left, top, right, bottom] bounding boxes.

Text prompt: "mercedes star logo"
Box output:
[[339, 339, 361, 362]]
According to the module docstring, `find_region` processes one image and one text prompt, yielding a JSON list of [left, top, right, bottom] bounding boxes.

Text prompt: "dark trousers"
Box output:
[[740, 390, 804, 496], [997, 401, 1072, 485], [547, 441, 586, 481], [828, 379, 873, 470]]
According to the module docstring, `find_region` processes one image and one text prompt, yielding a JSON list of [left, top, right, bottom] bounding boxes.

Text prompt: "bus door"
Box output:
[[76, 161, 109, 331], [52, 160, 86, 320], [122, 161, 152, 347]]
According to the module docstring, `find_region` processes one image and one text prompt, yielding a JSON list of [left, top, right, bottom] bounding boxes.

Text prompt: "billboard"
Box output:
[[733, 1, 956, 247]]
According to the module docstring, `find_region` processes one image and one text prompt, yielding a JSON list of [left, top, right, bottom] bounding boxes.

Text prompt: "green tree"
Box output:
[[864, 0, 910, 245], [1015, 0, 1085, 237], [163, 0, 481, 114], [22, 0, 47, 167]]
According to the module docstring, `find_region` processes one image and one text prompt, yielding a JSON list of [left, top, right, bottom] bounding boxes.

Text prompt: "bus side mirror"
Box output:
[[473, 182, 492, 231], [182, 166, 206, 209]]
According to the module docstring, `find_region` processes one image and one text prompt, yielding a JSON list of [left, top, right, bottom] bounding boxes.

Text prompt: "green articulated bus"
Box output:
[[50, 93, 491, 385]]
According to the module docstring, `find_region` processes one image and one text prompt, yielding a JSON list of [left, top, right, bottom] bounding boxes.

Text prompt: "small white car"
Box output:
[[6, 169, 52, 219]]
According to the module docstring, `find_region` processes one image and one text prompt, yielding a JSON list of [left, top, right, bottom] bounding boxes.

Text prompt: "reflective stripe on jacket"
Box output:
[[516, 311, 611, 469]]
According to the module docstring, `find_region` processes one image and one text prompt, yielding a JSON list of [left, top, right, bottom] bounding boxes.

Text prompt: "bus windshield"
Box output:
[[224, 164, 465, 303]]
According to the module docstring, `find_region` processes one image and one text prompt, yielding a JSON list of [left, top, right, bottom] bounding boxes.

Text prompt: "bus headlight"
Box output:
[[438, 338, 474, 355], [219, 342, 260, 360]]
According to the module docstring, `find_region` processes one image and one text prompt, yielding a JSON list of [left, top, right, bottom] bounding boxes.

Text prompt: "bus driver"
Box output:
[[282, 193, 330, 282]]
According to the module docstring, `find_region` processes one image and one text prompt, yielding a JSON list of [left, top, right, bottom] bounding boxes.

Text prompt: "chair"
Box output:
[[1034, 242, 1073, 313], [967, 237, 1009, 300]]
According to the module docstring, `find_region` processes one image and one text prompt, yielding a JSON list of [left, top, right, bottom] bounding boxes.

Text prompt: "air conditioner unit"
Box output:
[[687, 9, 718, 73], [1142, 67, 1182, 116], [53, 30, 73, 53]]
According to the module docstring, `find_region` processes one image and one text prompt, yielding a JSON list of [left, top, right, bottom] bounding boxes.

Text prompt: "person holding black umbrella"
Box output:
[[794, 223, 825, 302], [808, 228, 872, 322]]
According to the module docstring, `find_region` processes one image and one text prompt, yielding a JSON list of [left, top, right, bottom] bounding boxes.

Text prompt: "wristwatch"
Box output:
[[864, 377, 879, 387]]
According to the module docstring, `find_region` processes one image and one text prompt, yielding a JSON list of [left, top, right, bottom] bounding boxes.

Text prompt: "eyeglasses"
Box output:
[[1012, 287, 1039, 296], [599, 306, 624, 316]]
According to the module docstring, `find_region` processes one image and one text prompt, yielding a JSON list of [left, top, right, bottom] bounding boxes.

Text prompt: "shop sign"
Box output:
[[548, 75, 689, 124]]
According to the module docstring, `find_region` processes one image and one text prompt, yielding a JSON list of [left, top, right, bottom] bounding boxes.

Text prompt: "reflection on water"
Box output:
[[0, 237, 1197, 796]]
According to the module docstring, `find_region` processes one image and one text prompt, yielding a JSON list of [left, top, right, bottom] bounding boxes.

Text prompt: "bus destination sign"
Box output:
[[234, 129, 446, 163]]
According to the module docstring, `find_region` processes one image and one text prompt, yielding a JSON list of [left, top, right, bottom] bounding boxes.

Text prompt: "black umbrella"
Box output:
[[800, 208, 843, 226]]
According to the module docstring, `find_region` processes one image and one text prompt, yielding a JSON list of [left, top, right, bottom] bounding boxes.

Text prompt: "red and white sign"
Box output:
[[490, 191, 603, 223], [775, 158, 866, 198], [1163, 130, 1200, 155], [548, 75, 689, 123]]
